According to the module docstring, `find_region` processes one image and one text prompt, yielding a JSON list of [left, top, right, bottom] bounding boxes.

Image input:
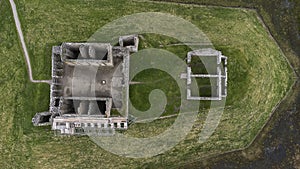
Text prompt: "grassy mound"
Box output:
[[0, 0, 293, 168]]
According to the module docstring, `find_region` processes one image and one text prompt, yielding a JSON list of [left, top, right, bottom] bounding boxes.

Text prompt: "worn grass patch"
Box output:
[[0, 0, 294, 168]]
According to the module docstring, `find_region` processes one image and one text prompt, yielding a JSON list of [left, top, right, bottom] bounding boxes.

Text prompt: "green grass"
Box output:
[[0, 0, 294, 168], [130, 68, 181, 114]]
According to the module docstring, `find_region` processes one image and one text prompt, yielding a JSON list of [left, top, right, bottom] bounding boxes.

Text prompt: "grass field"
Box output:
[[0, 0, 294, 168]]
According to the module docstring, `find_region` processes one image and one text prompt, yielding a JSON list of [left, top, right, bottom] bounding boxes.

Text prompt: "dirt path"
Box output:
[[9, 0, 51, 84], [134, 114, 178, 123]]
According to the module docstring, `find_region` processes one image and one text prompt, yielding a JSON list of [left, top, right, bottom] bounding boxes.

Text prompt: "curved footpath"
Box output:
[[9, 0, 51, 84]]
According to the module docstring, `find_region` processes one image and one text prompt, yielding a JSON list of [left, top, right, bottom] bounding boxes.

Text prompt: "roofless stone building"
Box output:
[[32, 35, 138, 135]]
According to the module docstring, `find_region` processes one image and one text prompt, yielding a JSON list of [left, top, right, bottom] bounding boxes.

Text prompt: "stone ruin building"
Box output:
[[32, 34, 227, 136], [32, 35, 138, 136], [181, 48, 228, 100]]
